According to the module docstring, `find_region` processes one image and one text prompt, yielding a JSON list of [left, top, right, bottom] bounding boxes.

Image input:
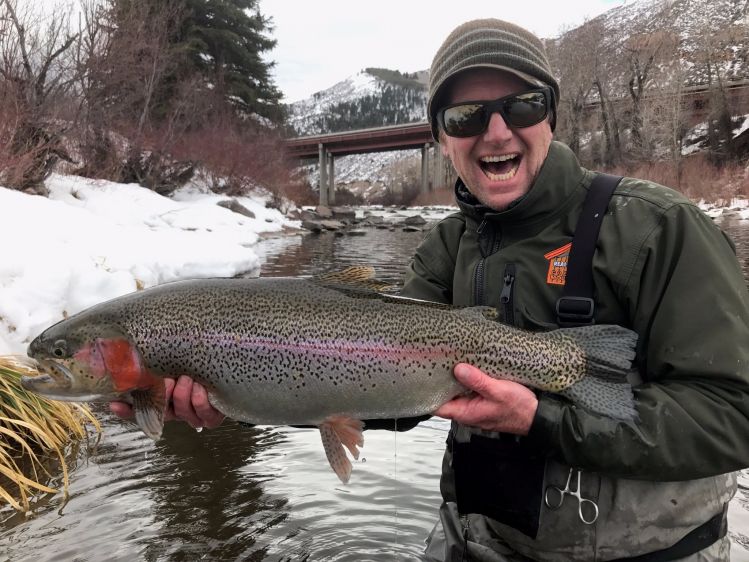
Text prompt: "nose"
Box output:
[[482, 112, 513, 143]]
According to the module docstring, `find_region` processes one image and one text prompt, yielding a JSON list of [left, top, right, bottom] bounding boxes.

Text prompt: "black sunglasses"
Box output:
[[437, 87, 552, 138]]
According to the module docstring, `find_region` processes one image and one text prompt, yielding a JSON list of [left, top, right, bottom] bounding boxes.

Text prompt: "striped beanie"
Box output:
[[428, 18, 560, 140]]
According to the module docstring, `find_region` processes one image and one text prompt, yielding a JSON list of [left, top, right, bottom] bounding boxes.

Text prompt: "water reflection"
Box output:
[[0, 215, 747, 561], [254, 227, 428, 283]]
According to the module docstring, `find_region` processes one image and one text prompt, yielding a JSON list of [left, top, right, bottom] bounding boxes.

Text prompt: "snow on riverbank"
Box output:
[[0, 174, 299, 355]]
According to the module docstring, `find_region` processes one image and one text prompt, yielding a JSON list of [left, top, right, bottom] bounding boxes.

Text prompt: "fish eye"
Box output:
[[52, 340, 67, 358]]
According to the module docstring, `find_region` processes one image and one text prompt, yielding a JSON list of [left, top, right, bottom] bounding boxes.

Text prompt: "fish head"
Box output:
[[24, 315, 137, 402]]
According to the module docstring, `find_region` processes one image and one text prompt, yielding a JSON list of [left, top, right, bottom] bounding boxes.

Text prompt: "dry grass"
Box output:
[[0, 356, 100, 512], [411, 186, 458, 207], [606, 155, 749, 204]]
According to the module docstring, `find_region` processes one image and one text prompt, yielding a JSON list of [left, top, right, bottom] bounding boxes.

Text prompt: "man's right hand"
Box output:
[[109, 375, 225, 429]]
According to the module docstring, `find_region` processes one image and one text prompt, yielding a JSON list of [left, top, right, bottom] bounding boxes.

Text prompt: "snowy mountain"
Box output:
[[288, 68, 428, 136]]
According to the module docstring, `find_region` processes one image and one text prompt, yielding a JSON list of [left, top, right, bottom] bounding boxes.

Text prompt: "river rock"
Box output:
[[300, 209, 321, 221], [403, 226, 422, 232], [315, 205, 333, 218], [320, 220, 345, 231], [217, 199, 255, 219], [360, 215, 384, 226], [301, 220, 324, 232], [331, 206, 357, 221], [346, 229, 367, 236], [404, 215, 427, 226]]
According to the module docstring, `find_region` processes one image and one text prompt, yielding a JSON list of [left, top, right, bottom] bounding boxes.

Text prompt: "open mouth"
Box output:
[[479, 154, 520, 181], [21, 359, 73, 389]]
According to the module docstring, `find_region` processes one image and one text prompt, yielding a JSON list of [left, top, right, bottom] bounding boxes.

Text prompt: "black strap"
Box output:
[[608, 507, 727, 562], [556, 173, 622, 327]]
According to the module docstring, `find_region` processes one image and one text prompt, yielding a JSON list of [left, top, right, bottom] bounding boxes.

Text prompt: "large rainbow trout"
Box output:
[[23, 267, 638, 482]]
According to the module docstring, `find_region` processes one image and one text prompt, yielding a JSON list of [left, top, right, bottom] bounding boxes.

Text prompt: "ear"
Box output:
[[440, 133, 450, 157]]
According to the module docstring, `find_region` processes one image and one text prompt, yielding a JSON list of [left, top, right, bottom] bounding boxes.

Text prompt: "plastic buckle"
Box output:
[[556, 297, 595, 327]]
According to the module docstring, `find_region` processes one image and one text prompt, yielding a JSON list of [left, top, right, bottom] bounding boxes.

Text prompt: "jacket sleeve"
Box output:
[[529, 203, 749, 481], [400, 215, 464, 303]]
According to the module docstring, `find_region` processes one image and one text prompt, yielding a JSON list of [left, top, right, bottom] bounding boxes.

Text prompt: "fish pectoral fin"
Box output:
[[131, 385, 166, 440], [318, 416, 365, 484]]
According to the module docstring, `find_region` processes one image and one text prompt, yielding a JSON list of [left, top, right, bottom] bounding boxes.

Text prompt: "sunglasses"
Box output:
[[436, 87, 552, 138]]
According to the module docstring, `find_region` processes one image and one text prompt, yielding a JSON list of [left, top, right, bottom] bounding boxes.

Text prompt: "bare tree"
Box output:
[[549, 23, 599, 159], [690, 18, 748, 162], [0, 0, 78, 191]]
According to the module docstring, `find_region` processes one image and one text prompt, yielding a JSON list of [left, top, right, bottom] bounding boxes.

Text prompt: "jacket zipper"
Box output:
[[473, 219, 501, 305], [500, 263, 516, 325]]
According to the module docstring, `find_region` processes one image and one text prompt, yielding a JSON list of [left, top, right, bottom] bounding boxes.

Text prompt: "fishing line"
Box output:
[[393, 418, 399, 553]]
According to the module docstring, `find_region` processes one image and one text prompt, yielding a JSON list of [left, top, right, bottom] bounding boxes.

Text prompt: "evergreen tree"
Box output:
[[180, 0, 284, 122]]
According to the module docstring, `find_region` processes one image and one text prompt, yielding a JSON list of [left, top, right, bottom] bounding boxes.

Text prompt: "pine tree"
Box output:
[[180, 0, 284, 122]]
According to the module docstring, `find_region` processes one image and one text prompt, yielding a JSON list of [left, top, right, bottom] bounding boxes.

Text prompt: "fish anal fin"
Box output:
[[318, 416, 365, 484], [131, 384, 166, 440]]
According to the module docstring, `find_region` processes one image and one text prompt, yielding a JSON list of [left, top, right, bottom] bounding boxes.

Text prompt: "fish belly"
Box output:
[[198, 345, 464, 425]]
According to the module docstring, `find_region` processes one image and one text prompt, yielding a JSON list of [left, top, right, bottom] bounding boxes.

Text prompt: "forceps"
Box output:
[[544, 467, 599, 524]]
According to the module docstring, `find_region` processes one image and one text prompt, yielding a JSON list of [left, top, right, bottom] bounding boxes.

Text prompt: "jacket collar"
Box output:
[[455, 141, 587, 228]]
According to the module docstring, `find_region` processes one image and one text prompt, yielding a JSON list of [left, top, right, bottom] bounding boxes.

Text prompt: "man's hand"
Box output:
[[109, 375, 225, 429], [434, 363, 538, 435]]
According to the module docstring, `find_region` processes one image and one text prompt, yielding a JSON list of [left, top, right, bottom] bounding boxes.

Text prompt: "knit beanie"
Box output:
[[428, 18, 560, 141]]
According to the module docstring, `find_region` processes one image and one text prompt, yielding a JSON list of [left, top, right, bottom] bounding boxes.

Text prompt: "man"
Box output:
[[399, 18, 749, 561], [114, 18, 749, 561]]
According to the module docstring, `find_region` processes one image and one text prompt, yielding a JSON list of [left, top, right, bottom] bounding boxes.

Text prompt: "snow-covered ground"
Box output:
[[0, 174, 300, 355]]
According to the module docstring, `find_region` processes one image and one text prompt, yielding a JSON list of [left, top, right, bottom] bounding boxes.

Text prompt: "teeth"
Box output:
[[485, 167, 518, 181], [480, 153, 520, 181], [480, 154, 518, 162]]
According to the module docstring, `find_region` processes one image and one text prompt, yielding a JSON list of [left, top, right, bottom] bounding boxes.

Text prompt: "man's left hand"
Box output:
[[434, 363, 538, 435]]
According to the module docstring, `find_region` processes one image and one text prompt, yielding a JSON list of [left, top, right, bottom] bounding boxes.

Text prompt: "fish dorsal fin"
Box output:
[[314, 266, 396, 293], [455, 306, 500, 321], [318, 415, 365, 484]]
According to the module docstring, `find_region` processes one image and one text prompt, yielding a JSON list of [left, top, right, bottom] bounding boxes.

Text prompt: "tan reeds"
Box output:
[[0, 355, 100, 512]]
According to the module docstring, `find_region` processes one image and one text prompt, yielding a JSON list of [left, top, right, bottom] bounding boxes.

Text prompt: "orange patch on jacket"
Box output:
[[544, 243, 572, 286]]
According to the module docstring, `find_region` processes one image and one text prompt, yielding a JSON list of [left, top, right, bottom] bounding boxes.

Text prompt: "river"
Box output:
[[0, 210, 747, 561]]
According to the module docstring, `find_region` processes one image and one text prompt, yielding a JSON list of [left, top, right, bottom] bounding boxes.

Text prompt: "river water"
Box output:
[[0, 211, 747, 561]]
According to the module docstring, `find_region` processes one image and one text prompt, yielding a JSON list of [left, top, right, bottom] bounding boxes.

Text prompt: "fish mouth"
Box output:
[[20, 358, 75, 397]]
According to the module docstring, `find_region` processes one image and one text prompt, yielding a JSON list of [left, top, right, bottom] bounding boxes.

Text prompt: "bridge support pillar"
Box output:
[[421, 143, 430, 194], [434, 144, 445, 189], [328, 154, 335, 206], [318, 143, 328, 207]]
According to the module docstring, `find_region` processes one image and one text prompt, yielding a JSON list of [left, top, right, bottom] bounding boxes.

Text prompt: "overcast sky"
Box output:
[[258, 0, 628, 103]]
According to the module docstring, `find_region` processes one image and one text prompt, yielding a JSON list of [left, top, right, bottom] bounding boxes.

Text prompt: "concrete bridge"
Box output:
[[284, 121, 444, 206]]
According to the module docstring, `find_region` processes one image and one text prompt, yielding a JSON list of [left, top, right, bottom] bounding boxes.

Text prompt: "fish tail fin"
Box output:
[[560, 376, 637, 421], [555, 324, 639, 421], [319, 416, 365, 484]]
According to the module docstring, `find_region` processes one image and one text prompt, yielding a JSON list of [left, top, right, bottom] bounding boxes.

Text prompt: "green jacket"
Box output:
[[404, 142, 749, 560]]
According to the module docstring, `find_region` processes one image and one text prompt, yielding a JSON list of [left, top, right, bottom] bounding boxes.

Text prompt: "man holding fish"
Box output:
[[27, 17, 749, 562], [172, 19, 748, 560]]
